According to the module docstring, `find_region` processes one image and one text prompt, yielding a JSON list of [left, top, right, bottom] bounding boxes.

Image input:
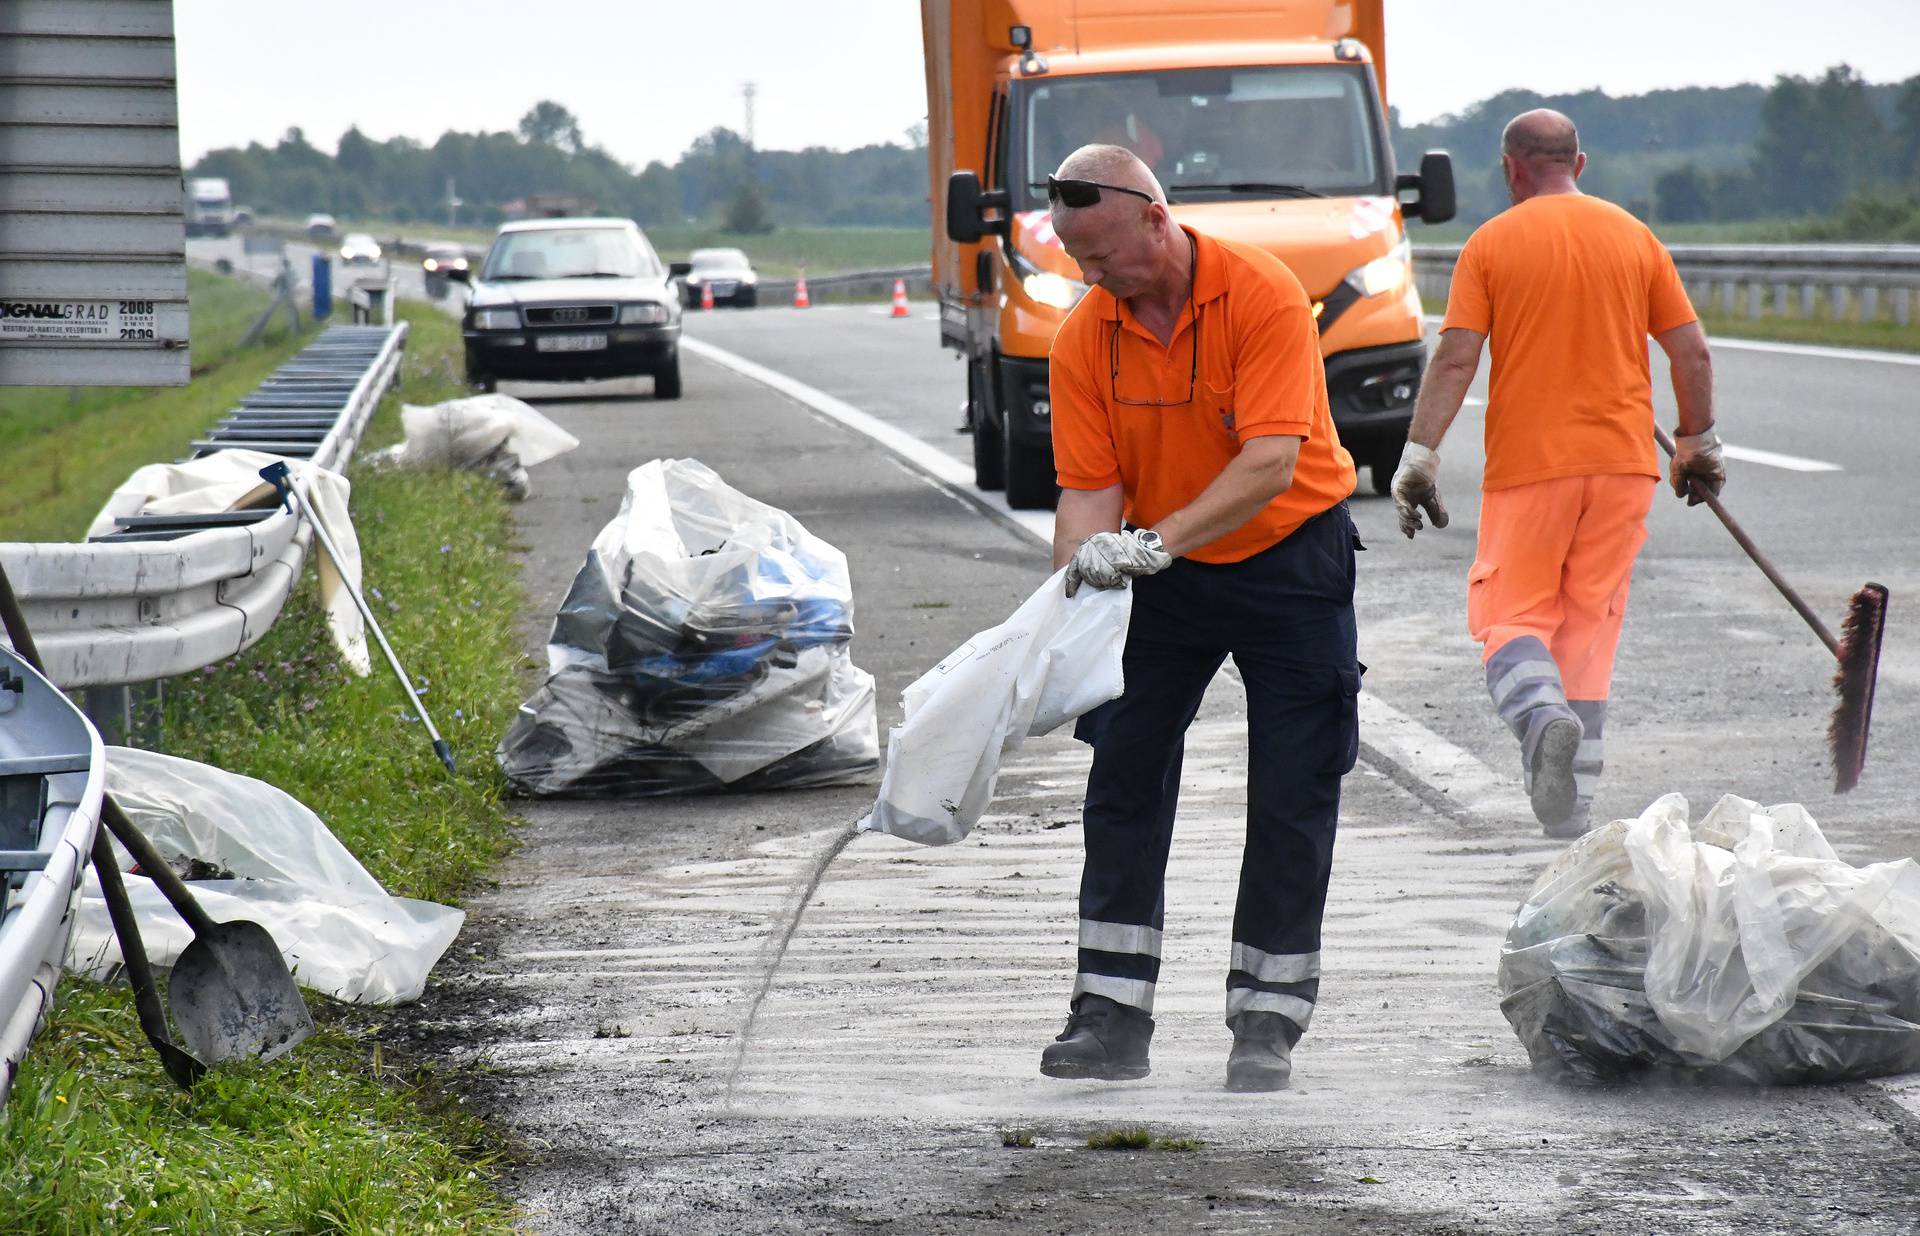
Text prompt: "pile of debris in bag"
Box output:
[[499, 458, 879, 797]]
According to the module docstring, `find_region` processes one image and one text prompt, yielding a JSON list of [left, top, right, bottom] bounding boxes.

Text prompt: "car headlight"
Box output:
[[1022, 271, 1086, 310], [619, 302, 669, 325], [1343, 239, 1412, 298], [471, 308, 520, 330]]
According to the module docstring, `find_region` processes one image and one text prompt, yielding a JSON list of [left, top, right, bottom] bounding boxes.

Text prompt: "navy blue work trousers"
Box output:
[[1069, 503, 1362, 1037]]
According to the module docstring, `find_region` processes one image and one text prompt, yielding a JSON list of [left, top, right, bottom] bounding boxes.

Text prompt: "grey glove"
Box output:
[[1064, 529, 1172, 598], [1390, 442, 1449, 539], [1670, 428, 1725, 506]]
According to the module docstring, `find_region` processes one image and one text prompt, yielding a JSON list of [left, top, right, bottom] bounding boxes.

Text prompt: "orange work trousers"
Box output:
[[1467, 473, 1656, 807]]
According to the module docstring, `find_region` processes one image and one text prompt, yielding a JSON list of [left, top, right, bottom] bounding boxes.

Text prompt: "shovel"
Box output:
[[0, 563, 313, 1072]]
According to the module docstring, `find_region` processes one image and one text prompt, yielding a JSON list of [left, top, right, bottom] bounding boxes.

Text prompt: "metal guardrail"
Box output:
[[0, 645, 106, 1105], [756, 265, 935, 302], [1411, 243, 1920, 327], [0, 323, 408, 690]]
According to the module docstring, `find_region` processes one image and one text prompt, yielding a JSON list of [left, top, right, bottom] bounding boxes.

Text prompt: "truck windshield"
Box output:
[[1013, 64, 1385, 209]]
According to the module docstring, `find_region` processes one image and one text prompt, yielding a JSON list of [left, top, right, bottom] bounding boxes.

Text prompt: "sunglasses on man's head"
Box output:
[[1045, 175, 1156, 209]]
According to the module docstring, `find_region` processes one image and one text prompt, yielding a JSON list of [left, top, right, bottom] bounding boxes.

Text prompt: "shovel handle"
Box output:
[[1653, 426, 1840, 658], [89, 829, 205, 1087], [100, 796, 219, 937]]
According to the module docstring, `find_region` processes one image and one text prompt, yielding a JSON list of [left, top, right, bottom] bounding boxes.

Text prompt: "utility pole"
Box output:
[[444, 176, 462, 229], [742, 81, 757, 149]]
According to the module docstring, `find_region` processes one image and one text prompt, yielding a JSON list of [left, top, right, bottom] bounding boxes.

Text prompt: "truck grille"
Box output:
[[523, 304, 616, 326]]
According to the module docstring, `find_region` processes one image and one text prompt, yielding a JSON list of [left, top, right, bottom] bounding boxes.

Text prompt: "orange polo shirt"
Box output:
[[1050, 228, 1356, 564], [1443, 194, 1698, 491]]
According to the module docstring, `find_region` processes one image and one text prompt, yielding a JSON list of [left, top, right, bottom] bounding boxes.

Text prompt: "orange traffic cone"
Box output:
[[793, 275, 810, 309], [700, 280, 715, 311], [889, 278, 910, 318]]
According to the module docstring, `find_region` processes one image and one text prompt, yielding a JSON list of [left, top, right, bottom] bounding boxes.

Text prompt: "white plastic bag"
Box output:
[[1499, 792, 1920, 1084], [498, 459, 879, 796], [858, 570, 1130, 846], [68, 748, 463, 1004], [363, 394, 579, 499]]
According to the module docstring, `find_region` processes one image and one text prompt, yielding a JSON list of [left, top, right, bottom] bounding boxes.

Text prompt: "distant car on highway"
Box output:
[[339, 233, 382, 265], [421, 242, 470, 299], [453, 217, 688, 399], [305, 213, 339, 241], [679, 247, 759, 308]]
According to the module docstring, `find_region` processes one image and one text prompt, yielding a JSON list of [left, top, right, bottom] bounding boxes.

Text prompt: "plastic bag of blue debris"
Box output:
[[1499, 793, 1920, 1085], [499, 458, 878, 796]]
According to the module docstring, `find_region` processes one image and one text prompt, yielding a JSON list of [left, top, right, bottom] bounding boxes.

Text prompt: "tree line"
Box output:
[[192, 66, 1920, 240], [1395, 65, 1920, 237]]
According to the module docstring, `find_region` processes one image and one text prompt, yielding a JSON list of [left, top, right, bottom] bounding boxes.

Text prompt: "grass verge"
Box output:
[[0, 287, 525, 1232]]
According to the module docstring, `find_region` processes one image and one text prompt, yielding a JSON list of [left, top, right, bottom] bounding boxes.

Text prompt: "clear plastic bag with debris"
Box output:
[[498, 458, 879, 796], [361, 394, 578, 500], [1499, 792, 1920, 1085]]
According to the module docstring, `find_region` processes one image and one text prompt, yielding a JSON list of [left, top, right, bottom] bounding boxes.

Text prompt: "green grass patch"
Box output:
[[1694, 309, 1920, 354], [1, 288, 525, 1232], [0, 271, 318, 542], [1085, 1126, 1205, 1152], [1000, 1127, 1036, 1148], [648, 225, 928, 277]]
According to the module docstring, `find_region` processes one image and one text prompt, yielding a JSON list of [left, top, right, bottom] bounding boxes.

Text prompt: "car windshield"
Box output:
[[690, 248, 751, 271], [1013, 64, 1385, 209], [484, 227, 658, 281]]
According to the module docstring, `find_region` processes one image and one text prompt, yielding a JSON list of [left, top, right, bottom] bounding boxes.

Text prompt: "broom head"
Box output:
[[1830, 582, 1888, 793]]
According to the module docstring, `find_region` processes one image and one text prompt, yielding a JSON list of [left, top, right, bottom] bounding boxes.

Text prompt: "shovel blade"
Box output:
[[169, 921, 315, 1064]]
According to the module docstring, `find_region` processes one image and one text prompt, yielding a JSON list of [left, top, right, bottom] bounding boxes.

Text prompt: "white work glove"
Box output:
[[1390, 442, 1449, 539], [1063, 530, 1171, 598], [1670, 428, 1725, 506]]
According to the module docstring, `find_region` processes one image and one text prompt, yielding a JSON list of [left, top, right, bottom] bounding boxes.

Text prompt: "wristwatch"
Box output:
[[1136, 529, 1165, 554]]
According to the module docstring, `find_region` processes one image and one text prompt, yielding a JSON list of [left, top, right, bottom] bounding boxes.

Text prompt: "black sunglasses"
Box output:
[[1045, 175, 1157, 209]]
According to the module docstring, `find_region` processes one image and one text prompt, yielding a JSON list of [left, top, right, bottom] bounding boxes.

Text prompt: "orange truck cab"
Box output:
[[923, 0, 1456, 507]]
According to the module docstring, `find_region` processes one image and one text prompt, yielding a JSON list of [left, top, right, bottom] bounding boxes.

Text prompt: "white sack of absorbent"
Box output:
[[858, 570, 1130, 846]]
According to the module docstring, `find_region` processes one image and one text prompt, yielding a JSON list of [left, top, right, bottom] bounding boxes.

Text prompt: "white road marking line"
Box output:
[[1722, 444, 1843, 473]]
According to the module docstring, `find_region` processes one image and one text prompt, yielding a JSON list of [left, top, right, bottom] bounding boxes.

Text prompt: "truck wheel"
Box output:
[[1371, 462, 1394, 496], [468, 370, 496, 393], [1003, 431, 1058, 511], [654, 353, 683, 400], [969, 363, 1004, 490]]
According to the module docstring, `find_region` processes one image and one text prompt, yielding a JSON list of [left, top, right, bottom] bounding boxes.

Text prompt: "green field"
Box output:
[[1, 292, 523, 1233]]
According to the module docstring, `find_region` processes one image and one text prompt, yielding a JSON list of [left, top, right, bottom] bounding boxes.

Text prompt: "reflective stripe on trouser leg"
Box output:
[[1569, 699, 1607, 810], [1485, 635, 1579, 786], [1224, 944, 1320, 1030], [1071, 920, 1163, 1013]]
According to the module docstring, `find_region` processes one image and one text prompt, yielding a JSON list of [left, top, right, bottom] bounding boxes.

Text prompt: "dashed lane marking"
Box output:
[[1721, 443, 1843, 472]]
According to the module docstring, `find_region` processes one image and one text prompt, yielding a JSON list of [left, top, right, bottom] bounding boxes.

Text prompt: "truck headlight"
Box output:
[[1022, 271, 1086, 310], [619, 302, 669, 325], [1343, 239, 1412, 299], [471, 308, 520, 330]]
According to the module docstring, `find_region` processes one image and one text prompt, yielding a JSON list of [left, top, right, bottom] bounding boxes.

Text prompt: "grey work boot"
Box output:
[[1542, 801, 1592, 842], [1040, 994, 1153, 1081], [1226, 1010, 1299, 1092], [1529, 718, 1582, 834]]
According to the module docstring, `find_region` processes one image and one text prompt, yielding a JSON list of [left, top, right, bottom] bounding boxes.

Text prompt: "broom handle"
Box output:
[[1654, 425, 1840, 657]]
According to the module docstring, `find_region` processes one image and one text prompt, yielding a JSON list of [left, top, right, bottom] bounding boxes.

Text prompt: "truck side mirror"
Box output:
[[946, 170, 1010, 243], [446, 266, 471, 285], [1396, 150, 1457, 225], [668, 261, 693, 279]]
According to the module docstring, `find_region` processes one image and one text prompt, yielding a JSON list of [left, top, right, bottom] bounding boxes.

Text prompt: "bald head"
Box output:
[[1502, 109, 1580, 168], [1055, 144, 1166, 209]]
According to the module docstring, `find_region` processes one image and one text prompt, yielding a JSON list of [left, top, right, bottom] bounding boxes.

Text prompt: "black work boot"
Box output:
[[1039, 994, 1153, 1080], [1529, 718, 1582, 834], [1225, 1010, 1300, 1092]]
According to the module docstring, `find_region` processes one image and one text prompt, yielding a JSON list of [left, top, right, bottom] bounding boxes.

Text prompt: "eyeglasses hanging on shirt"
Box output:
[[1109, 232, 1199, 407]]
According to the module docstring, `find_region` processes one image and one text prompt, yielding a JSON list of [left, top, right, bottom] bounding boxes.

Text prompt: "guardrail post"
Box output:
[[1746, 281, 1765, 320], [1772, 283, 1790, 318], [1895, 288, 1913, 328], [1719, 280, 1737, 317], [1861, 286, 1881, 323], [1832, 285, 1851, 322], [1801, 283, 1818, 319]]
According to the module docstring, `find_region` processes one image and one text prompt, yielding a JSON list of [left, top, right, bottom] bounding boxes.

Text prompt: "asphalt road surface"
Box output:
[[378, 291, 1920, 1231]]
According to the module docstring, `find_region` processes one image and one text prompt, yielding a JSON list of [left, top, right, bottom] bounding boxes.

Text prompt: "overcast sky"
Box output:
[[176, 1, 1920, 167]]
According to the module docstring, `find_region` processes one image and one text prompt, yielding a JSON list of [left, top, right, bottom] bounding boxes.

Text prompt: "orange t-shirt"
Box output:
[[1050, 228, 1356, 564], [1442, 194, 1697, 491]]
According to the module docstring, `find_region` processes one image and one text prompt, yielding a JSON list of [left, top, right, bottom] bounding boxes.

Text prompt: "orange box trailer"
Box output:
[[923, 0, 1454, 507]]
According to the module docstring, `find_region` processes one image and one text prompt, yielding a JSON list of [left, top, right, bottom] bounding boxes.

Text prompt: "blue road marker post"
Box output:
[[311, 253, 332, 319]]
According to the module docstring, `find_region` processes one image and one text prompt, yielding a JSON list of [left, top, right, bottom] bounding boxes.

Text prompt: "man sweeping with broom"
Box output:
[[1390, 109, 1723, 838]]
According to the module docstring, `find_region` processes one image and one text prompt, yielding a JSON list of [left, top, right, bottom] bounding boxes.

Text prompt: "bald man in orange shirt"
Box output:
[[1391, 110, 1725, 838]]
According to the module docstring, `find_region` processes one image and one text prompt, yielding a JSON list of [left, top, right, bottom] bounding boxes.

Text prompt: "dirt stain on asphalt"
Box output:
[[722, 820, 862, 1103]]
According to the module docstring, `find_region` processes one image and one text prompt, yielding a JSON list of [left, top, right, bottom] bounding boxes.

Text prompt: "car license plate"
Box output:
[[537, 333, 607, 352], [710, 281, 737, 296]]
